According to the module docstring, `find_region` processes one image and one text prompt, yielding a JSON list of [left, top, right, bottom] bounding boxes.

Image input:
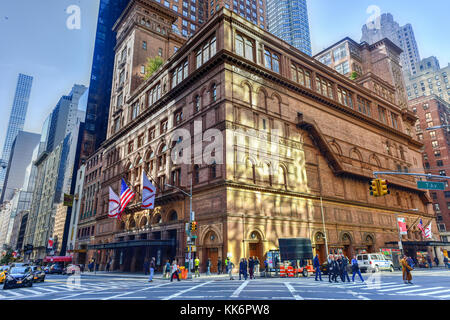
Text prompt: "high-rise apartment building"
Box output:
[[0, 74, 33, 195], [361, 13, 420, 76], [410, 95, 450, 243], [405, 57, 450, 105], [266, 0, 311, 55]]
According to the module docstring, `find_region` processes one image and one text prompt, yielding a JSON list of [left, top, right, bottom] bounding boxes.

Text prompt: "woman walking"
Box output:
[[401, 256, 413, 284]]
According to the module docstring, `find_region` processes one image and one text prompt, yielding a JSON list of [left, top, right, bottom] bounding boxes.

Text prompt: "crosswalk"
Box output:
[[0, 280, 145, 300], [288, 279, 450, 299]]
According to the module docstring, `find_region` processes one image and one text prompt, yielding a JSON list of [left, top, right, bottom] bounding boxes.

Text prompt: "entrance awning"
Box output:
[[385, 241, 450, 246], [87, 239, 176, 250], [44, 256, 72, 263]]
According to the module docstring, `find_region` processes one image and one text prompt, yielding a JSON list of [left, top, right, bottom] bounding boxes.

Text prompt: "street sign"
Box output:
[[417, 181, 445, 190]]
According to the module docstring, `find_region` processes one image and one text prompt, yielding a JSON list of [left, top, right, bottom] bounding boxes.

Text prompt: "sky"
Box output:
[[0, 0, 450, 152]]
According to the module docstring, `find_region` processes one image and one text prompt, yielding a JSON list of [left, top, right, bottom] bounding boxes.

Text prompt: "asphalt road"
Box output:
[[1, 269, 450, 300]]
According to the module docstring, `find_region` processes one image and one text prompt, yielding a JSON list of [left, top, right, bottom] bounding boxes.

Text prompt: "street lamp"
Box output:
[[165, 179, 193, 280]]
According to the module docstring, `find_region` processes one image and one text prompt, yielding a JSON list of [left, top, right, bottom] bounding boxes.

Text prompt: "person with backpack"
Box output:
[[401, 256, 413, 284], [164, 260, 171, 279], [351, 255, 364, 283]]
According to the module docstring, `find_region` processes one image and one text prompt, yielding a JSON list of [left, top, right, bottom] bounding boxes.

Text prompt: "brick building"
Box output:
[[85, 0, 442, 272], [410, 95, 450, 244]]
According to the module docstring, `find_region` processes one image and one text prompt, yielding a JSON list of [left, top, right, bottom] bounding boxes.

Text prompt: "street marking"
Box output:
[[417, 289, 450, 296], [401, 286, 444, 294], [104, 282, 172, 300], [361, 283, 405, 290], [164, 281, 214, 300], [3, 290, 24, 297], [230, 280, 249, 298], [284, 283, 304, 300], [437, 294, 450, 298], [376, 284, 418, 292], [0, 294, 7, 299], [37, 287, 58, 293], [20, 288, 42, 295], [345, 290, 370, 300]]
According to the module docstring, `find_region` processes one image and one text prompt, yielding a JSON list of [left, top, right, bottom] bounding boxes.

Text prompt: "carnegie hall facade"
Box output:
[[85, 0, 438, 271]]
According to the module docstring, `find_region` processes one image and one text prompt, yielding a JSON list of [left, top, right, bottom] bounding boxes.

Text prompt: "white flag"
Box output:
[[397, 218, 407, 235], [108, 187, 121, 219], [142, 172, 156, 209], [424, 221, 432, 239]]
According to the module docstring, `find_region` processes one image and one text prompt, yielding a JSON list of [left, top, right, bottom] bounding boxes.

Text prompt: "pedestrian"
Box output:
[[332, 256, 339, 283], [401, 255, 413, 284], [409, 257, 416, 268], [239, 258, 248, 280], [434, 256, 439, 267], [443, 256, 449, 269], [427, 256, 432, 269], [351, 255, 364, 283], [88, 261, 93, 272], [313, 254, 322, 281], [336, 256, 344, 282], [327, 255, 334, 283], [106, 260, 110, 272], [194, 257, 200, 277], [164, 260, 171, 279], [248, 257, 254, 279], [255, 257, 260, 277], [206, 258, 211, 276], [228, 259, 235, 280], [143, 260, 149, 275], [170, 260, 181, 282], [217, 259, 222, 275], [148, 257, 156, 282], [341, 255, 350, 282], [264, 258, 269, 277]]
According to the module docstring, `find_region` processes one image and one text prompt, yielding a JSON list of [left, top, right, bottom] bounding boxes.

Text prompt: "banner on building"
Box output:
[[397, 218, 407, 235], [424, 221, 432, 239], [64, 193, 74, 207], [48, 238, 54, 249]]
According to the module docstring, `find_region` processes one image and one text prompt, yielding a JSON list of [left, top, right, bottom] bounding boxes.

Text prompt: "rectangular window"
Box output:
[[432, 141, 439, 148], [333, 44, 347, 61], [160, 119, 168, 134], [264, 48, 280, 73], [437, 160, 444, 167], [378, 107, 386, 124], [391, 113, 399, 129], [143, 41, 147, 50]]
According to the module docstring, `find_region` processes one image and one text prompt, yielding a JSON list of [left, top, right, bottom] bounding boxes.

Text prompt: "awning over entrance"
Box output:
[[44, 256, 72, 262], [87, 239, 176, 250], [385, 241, 450, 247]]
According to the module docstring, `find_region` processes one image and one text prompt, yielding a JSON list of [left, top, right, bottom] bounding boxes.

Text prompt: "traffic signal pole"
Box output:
[[373, 171, 450, 180]]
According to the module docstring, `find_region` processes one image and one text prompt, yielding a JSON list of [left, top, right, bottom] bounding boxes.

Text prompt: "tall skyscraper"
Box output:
[[0, 74, 33, 194], [266, 0, 312, 55], [361, 13, 420, 76]]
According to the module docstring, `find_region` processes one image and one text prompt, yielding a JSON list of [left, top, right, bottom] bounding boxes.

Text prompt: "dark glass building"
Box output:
[[80, 0, 131, 164]]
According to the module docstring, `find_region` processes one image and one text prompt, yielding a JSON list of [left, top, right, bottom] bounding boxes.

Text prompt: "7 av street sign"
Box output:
[[417, 181, 445, 190]]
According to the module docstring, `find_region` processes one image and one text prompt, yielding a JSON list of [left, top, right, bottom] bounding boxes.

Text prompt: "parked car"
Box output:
[[30, 266, 45, 282], [9, 263, 29, 268], [0, 266, 10, 284], [356, 254, 395, 273], [48, 263, 64, 274], [63, 264, 80, 275], [3, 267, 33, 289]]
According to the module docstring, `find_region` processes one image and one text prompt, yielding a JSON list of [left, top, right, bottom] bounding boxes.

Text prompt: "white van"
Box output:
[[356, 254, 394, 273]]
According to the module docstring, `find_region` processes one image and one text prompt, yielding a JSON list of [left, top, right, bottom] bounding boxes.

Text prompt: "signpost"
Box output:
[[417, 181, 445, 190]]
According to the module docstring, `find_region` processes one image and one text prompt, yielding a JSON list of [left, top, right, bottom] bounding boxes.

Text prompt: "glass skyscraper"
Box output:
[[0, 73, 33, 195], [267, 0, 312, 56]]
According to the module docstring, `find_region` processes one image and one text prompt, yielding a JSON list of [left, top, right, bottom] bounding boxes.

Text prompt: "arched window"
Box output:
[[169, 210, 178, 222], [211, 84, 217, 102], [236, 35, 244, 56]]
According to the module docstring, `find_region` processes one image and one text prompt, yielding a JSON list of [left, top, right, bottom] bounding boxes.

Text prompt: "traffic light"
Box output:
[[190, 221, 198, 232], [369, 179, 380, 197], [379, 179, 390, 196]]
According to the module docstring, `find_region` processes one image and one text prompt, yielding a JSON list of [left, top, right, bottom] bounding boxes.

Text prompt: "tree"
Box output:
[[0, 248, 13, 265], [350, 71, 359, 80], [144, 56, 164, 80]]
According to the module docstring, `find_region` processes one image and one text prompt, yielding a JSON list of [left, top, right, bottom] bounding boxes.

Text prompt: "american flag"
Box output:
[[119, 179, 135, 217], [417, 218, 425, 237]]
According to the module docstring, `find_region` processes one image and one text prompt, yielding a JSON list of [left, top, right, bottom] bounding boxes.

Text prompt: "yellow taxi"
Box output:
[[0, 265, 10, 283]]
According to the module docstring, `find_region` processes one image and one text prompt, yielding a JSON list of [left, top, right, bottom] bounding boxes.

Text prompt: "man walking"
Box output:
[[164, 260, 171, 279], [239, 258, 248, 280], [351, 255, 364, 283], [401, 255, 413, 284], [434, 256, 439, 267], [106, 259, 111, 272], [248, 257, 254, 279], [427, 256, 432, 269], [327, 255, 335, 283], [254, 257, 260, 277], [148, 257, 156, 282], [194, 257, 200, 277], [341, 255, 350, 282], [313, 254, 322, 281], [264, 258, 269, 278], [217, 259, 222, 275], [444, 256, 449, 269], [206, 258, 211, 276]]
